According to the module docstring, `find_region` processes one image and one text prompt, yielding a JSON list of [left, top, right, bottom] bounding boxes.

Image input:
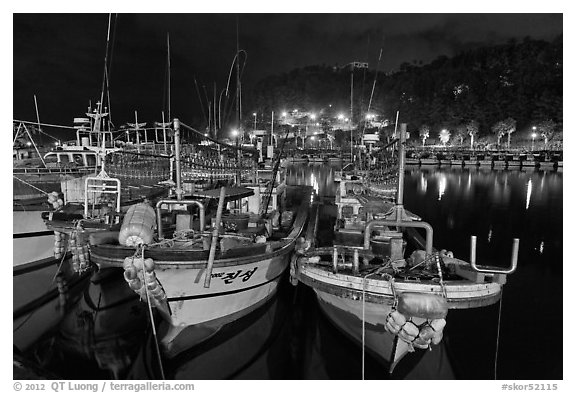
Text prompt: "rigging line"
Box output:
[[33, 95, 46, 167], [194, 77, 209, 125], [141, 247, 166, 380], [361, 270, 378, 380], [106, 14, 118, 127], [361, 47, 384, 142], [13, 175, 50, 195], [100, 13, 112, 112], [203, 84, 211, 130], [222, 51, 248, 128], [13, 120, 77, 130]]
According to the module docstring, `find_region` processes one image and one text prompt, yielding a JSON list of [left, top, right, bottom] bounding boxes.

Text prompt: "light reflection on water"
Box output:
[[286, 164, 563, 269]]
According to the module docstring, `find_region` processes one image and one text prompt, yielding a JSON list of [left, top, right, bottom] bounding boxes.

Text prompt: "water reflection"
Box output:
[[438, 174, 447, 200], [402, 167, 562, 270], [526, 178, 533, 210], [286, 163, 338, 197]]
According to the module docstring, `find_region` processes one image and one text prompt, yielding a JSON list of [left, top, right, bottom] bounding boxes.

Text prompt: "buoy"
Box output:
[[397, 292, 448, 320], [118, 203, 156, 247], [385, 292, 448, 349]]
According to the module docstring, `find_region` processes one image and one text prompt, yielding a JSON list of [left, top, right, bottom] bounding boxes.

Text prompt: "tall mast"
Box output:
[[99, 13, 113, 148], [236, 17, 241, 136], [167, 33, 171, 122], [350, 64, 354, 161]]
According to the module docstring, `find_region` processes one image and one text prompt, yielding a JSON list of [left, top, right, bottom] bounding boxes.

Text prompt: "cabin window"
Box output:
[[44, 154, 57, 164], [358, 207, 366, 221], [86, 154, 96, 166], [59, 154, 70, 164], [73, 154, 84, 165], [341, 205, 353, 218]]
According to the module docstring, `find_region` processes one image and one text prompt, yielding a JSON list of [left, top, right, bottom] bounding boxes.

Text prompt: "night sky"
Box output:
[[12, 12, 563, 131]]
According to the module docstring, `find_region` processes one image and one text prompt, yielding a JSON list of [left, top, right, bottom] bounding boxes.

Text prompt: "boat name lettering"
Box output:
[[220, 267, 259, 284]]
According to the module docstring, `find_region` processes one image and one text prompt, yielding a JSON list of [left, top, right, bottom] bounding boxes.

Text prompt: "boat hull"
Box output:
[[297, 252, 503, 371], [13, 209, 54, 266], [92, 241, 294, 356]]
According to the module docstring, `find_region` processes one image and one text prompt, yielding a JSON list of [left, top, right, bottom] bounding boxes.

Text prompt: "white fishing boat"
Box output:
[[294, 124, 518, 374], [81, 119, 311, 357]]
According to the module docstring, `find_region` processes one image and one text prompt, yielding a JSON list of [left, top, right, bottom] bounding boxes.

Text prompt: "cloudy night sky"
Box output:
[[12, 9, 564, 131]]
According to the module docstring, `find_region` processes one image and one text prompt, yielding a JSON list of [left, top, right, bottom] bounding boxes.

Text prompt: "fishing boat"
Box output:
[[13, 115, 110, 353], [14, 104, 177, 353], [293, 124, 518, 374], [86, 119, 312, 357]]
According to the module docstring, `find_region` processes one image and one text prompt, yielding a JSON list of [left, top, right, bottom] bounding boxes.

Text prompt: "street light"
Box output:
[[253, 112, 257, 131], [531, 132, 537, 151]]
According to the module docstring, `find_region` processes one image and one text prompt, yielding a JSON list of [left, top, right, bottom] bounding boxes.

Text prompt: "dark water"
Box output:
[[26, 164, 562, 380]]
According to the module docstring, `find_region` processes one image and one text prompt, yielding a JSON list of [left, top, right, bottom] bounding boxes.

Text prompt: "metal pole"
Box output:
[[32, 95, 47, 167], [205, 187, 226, 288], [271, 111, 274, 146], [213, 82, 217, 139], [350, 66, 354, 161], [135, 111, 140, 146], [161, 111, 167, 151], [397, 123, 407, 206], [173, 118, 183, 201]]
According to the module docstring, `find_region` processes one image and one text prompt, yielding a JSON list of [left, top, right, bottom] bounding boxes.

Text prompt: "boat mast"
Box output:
[[235, 17, 242, 184], [350, 64, 354, 161], [167, 33, 171, 124], [236, 17, 241, 137], [99, 13, 112, 150], [33, 95, 46, 167], [173, 118, 183, 201]]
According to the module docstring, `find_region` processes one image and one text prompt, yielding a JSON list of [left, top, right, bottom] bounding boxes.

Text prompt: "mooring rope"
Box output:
[[361, 269, 379, 380], [494, 286, 504, 380], [141, 246, 166, 380], [13, 175, 50, 195]]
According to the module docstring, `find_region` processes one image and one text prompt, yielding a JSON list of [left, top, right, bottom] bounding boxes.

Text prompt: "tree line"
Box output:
[[246, 35, 562, 144]]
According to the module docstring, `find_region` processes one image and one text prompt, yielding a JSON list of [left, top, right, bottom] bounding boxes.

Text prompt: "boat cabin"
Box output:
[[43, 150, 98, 168]]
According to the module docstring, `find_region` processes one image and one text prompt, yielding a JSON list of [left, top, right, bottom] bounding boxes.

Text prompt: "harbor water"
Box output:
[[22, 163, 563, 380]]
